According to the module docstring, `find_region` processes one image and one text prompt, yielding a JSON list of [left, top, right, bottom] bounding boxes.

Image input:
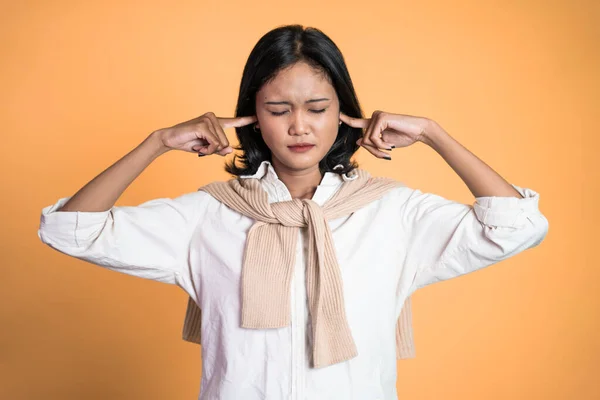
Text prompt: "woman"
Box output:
[[38, 24, 549, 400]]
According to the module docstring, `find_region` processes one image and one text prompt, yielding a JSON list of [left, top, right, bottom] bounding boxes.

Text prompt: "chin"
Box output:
[[274, 154, 321, 171]]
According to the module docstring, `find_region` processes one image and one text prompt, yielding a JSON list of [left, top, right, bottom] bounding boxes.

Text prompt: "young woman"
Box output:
[[38, 24, 549, 400]]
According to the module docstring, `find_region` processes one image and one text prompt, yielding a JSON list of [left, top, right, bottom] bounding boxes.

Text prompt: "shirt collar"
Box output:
[[239, 160, 358, 204], [240, 160, 358, 185]]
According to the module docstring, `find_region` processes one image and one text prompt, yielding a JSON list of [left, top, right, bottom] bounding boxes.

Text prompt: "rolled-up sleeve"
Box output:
[[397, 184, 549, 294], [37, 190, 211, 292]]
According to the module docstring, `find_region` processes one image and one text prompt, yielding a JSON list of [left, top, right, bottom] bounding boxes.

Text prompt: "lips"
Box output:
[[288, 143, 315, 153]]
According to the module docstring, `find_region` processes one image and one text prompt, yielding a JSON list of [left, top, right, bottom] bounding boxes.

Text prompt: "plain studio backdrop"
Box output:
[[1, 1, 597, 399]]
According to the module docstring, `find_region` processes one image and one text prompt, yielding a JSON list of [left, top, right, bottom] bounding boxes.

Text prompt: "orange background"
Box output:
[[2, 1, 598, 399]]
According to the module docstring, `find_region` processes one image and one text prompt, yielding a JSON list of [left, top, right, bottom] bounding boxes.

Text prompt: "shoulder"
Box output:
[[370, 176, 417, 202], [169, 188, 215, 205], [369, 178, 454, 215], [148, 185, 226, 218], [345, 176, 417, 214], [192, 179, 243, 212]]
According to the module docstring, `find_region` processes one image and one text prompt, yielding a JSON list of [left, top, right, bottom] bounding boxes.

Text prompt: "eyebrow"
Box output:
[[264, 98, 330, 105]]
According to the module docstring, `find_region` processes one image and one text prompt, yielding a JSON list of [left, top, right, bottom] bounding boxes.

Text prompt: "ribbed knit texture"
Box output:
[[182, 168, 416, 368]]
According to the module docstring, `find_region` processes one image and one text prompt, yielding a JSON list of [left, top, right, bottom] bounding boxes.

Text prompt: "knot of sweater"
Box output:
[[270, 198, 325, 228]]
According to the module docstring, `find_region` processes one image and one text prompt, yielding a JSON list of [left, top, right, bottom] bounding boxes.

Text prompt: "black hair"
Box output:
[[224, 24, 365, 177]]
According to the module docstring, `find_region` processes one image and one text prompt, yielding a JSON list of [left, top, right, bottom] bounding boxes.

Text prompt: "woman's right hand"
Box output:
[[157, 112, 257, 156]]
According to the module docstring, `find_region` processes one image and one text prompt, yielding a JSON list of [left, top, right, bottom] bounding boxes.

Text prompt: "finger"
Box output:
[[357, 138, 391, 159], [380, 130, 398, 148], [190, 138, 205, 152], [339, 112, 370, 129], [361, 111, 376, 148], [205, 113, 232, 155], [191, 135, 213, 154], [362, 111, 391, 151], [362, 110, 384, 148], [218, 115, 258, 129], [199, 118, 221, 155], [367, 117, 393, 151]]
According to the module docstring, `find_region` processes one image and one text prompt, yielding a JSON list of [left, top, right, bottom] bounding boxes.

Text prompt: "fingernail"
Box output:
[[390, 145, 395, 149], [384, 155, 392, 160], [197, 152, 205, 157]]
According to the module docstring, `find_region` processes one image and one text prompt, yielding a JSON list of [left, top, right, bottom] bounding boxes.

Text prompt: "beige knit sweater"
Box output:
[[182, 168, 415, 368]]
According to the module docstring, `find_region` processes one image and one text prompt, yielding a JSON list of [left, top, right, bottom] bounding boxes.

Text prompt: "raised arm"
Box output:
[[57, 112, 253, 212], [418, 119, 523, 199], [38, 113, 256, 294], [338, 111, 549, 296]]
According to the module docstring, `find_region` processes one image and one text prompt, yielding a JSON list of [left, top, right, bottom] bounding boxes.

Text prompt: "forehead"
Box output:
[[258, 62, 335, 100]]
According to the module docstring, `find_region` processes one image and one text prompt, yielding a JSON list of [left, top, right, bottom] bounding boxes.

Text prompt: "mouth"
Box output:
[[288, 143, 315, 153]]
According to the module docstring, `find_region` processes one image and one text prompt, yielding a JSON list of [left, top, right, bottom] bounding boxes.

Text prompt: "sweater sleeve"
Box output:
[[37, 190, 211, 295], [395, 184, 549, 294]]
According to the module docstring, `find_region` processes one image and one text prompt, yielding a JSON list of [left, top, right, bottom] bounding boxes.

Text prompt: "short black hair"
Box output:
[[225, 24, 365, 177]]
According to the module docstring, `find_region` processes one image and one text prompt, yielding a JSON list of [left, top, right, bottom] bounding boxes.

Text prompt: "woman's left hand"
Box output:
[[339, 111, 433, 159]]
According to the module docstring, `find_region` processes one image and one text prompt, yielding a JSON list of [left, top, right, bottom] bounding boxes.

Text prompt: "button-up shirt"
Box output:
[[37, 160, 549, 400]]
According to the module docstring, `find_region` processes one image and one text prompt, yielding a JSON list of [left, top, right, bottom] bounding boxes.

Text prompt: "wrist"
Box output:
[[418, 119, 448, 149], [145, 129, 171, 158]]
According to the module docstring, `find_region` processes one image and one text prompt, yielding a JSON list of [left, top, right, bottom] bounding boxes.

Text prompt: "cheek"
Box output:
[[322, 117, 340, 141], [259, 121, 284, 143], [257, 120, 286, 149]]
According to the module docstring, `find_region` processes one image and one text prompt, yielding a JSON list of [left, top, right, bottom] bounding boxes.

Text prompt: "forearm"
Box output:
[[419, 121, 523, 199], [58, 130, 170, 212]]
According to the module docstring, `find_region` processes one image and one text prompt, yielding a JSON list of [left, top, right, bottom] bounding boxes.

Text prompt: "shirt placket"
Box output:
[[271, 178, 307, 400], [291, 229, 306, 400]]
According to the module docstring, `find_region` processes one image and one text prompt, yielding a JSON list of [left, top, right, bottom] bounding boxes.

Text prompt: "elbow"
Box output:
[[527, 212, 549, 249], [481, 211, 549, 256], [504, 211, 549, 254]]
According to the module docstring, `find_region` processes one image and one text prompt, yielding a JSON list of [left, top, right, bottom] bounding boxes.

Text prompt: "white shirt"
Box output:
[[38, 160, 549, 400]]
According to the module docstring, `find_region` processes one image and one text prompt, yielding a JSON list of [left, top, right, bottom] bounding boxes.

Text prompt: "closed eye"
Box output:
[[269, 109, 327, 116]]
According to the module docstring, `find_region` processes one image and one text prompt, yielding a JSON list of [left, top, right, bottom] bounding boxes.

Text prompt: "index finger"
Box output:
[[339, 112, 370, 129], [218, 115, 258, 129]]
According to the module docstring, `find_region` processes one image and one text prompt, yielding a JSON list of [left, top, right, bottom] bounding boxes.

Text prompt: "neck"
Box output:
[[272, 160, 323, 200]]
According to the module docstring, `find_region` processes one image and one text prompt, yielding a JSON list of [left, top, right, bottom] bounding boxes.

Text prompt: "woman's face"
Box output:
[[255, 61, 341, 174]]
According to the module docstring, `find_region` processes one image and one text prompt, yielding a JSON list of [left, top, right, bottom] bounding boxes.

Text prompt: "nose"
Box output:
[[288, 110, 310, 136]]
